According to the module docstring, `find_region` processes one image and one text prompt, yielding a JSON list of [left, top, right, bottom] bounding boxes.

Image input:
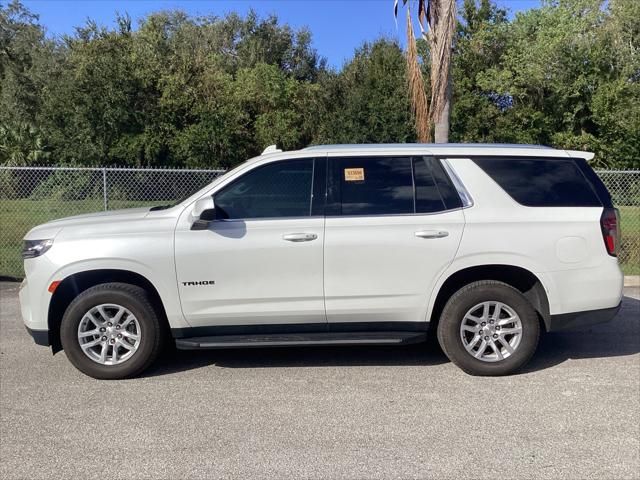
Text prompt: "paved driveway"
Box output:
[[1, 282, 638, 479]]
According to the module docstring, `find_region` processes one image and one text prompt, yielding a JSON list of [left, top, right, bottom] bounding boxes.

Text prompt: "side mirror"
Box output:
[[190, 196, 216, 230]]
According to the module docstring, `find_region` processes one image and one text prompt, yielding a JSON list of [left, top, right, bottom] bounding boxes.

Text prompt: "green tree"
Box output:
[[0, 0, 52, 164], [316, 39, 414, 144], [1, 0, 638, 169], [472, 0, 639, 167], [0, 122, 49, 164], [450, 0, 509, 143]]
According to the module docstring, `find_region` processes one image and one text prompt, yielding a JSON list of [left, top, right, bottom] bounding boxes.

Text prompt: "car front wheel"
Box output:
[[60, 283, 163, 379]]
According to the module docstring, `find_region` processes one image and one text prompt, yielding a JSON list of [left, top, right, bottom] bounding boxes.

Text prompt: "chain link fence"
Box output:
[[1, 166, 638, 278], [0, 166, 224, 278], [595, 170, 640, 275]]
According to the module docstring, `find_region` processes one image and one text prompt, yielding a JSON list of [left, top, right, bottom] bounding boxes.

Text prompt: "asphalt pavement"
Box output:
[[1, 282, 638, 479]]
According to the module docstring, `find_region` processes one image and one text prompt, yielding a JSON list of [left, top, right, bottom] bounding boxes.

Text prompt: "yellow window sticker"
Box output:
[[344, 168, 365, 182]]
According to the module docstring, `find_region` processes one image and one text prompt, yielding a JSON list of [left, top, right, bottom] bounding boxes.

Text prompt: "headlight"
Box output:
[[22, 239, 54, 259]]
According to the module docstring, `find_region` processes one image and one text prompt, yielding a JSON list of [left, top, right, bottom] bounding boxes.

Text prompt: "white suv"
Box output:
[[19, 144, 624, 379]]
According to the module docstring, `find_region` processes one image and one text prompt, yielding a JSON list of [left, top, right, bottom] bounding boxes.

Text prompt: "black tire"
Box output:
[[436, 280, 540, 376], [60, 283, 164, 379]]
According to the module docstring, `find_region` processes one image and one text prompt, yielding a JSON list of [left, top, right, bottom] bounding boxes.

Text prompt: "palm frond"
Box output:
[[406, 8, 431, 142]]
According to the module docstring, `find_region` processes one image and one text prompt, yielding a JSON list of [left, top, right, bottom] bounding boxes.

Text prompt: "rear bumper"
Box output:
[[547, 302, 621, 332], [25, 326, 50, 346]]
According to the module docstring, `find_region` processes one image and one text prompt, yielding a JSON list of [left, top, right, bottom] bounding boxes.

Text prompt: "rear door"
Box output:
[[323, 155, 465, 328]]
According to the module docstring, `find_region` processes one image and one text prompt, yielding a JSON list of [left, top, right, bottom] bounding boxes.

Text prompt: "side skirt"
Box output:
[[171, 321, 428, 339], [175, 331, 427, 350], [171, 322, 429, 350]]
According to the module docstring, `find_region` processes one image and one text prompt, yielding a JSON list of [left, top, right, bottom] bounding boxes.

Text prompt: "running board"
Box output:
[[175, 331, 427, 350]]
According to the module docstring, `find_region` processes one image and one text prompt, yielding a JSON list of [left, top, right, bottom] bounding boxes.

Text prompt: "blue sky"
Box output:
[[23, 0, 541, 68]]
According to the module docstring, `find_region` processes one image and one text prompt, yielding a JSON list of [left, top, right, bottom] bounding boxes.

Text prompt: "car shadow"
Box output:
[[143, 340, 449, 377], [142, 295, 639, 378], [520, 294, 640, 374]]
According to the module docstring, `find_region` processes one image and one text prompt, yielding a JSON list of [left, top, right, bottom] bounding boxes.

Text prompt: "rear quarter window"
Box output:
[[472, 157, 602, 207]]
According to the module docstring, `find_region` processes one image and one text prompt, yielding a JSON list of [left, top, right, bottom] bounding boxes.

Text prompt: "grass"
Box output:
[[0, 199, 157, 278], [619, 206, 640, 275], [619, 206, 640, 233], [1, 200, 638, 278]]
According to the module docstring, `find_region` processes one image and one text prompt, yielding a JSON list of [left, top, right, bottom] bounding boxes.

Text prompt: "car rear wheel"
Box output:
[[437, 280, 540, 376], [60, 283, 163, 379]]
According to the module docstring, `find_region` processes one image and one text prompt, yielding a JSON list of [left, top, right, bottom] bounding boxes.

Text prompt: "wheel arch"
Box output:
[[429, 264, 551, 332], [48, 269, 169, 354]]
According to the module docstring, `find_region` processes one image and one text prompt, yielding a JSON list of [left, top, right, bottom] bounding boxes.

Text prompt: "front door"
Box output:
[[323, 155, 465, 327], [175, 157, 326, 328]]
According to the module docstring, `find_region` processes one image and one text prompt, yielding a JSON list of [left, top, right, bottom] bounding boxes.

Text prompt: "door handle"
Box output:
[[282, 233, 318, 242], [415, 230, 449, 239]]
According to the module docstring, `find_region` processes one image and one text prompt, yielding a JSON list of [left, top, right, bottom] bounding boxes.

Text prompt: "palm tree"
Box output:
[[0, 123, 50, 165], [395, 0, 456, 143]]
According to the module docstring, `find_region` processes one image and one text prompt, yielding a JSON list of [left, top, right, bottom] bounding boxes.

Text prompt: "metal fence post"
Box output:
[[102, 168, 108, 211]]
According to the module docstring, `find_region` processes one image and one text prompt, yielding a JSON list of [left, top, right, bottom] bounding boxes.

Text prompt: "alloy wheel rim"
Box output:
[[77, 303, 141, 366], [459, 301, 522, 363]]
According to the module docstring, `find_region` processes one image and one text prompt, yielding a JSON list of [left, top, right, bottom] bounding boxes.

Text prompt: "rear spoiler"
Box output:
[[565, 150, 595, 162]]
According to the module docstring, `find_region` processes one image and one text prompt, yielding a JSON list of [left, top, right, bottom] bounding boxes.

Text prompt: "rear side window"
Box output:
[[473, 157, 601, 207], [327, 156, 461, 216], [416, 157, 464, 211], [413, 157, 446, 213], [335, 157, 414, 215], [573, 157, 613, 208]]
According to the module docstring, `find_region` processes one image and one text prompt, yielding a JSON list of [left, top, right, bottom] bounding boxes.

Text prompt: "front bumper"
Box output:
[[25, 325, 50, 346], [19, 277, 50, 346], [547, 302, 622, 332]]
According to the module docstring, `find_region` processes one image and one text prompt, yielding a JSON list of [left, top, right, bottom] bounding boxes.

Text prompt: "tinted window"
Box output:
[[573, 157, 613, 208], [335, 157, 414, 215], [215, 159, 313, 219], [430, 158, 464, 209], [413, 157, 446, 213], [473, 157, 601, 207]]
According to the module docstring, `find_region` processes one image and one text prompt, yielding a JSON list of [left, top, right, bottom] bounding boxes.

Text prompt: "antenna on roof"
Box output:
[[262, 145, 282, 155]]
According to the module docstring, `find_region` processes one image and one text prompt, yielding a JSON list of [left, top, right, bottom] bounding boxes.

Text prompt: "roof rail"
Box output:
[[262, 145, 282, 155], [302, 143, 554, 151]]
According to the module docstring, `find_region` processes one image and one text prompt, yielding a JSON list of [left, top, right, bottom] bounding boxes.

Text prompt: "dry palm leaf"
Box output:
[[395, 0, 456, 142], [405, 8, 431, 142]]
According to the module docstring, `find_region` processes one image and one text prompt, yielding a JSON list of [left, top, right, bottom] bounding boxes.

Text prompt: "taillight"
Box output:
[[600, 208, 620, 256]]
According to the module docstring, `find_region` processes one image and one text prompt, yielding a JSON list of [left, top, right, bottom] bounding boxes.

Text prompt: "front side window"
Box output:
[[214, 159, 314, 219]]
